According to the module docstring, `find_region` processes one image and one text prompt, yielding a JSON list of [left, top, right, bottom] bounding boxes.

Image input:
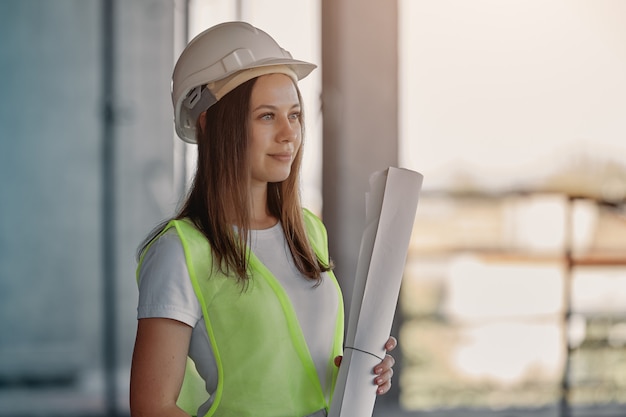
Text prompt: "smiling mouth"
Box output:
[[269, 153, 293, 162]]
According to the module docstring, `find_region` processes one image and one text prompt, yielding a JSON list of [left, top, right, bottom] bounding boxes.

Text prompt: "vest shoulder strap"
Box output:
[[302, 208, 330, 263]]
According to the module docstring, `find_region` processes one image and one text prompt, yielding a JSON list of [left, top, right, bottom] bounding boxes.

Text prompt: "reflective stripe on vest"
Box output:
[[139, 209, 344, 417]]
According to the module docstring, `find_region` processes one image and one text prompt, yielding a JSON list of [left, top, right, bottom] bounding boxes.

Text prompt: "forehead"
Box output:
[[250, 73, 300, 106]]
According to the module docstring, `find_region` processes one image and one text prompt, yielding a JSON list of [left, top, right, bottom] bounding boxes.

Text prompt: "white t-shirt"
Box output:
[[137, 222, 339, 415]]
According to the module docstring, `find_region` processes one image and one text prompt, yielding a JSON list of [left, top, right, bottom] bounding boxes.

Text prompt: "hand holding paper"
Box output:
[[373, 336, 397, 394], [334, 335, 397, 394]]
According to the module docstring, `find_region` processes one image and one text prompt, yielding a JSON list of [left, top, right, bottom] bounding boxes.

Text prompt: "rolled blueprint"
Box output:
[[329, 167, 423, 417]]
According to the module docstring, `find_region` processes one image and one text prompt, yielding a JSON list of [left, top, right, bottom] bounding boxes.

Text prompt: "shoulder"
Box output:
[[150, 228, 183, 251], [136, 229, 202, 326], [137, 219, 205, 268], [138, 229, 186, 282]]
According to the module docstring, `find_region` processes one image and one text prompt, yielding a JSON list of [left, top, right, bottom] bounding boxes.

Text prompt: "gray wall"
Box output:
[[0, 1, 177, 414], [0, 0, 102, 381]]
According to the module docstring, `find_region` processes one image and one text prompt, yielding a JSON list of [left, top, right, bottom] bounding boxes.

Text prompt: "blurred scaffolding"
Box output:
[[399, 190, 626, 416]]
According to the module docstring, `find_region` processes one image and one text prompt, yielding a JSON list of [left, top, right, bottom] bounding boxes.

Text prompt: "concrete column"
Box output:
[[321, 0, 399, 317], [0, 1, 176, 414]]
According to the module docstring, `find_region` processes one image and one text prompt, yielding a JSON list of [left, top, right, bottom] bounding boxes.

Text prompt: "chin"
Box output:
[[271, 170, 292, 183], [269, 176, 290, 184]]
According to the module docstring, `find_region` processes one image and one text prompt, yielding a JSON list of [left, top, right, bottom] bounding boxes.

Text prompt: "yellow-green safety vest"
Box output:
[[137, 209, 344, 417]]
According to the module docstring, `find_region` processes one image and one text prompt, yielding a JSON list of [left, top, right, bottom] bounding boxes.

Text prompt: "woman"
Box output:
[[130, 21, 396, 417]]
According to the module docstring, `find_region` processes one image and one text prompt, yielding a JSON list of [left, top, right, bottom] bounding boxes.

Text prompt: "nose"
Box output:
[[277, 116, 299, 142]]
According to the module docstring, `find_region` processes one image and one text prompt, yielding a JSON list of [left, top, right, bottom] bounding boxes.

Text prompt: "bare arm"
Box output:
[[130, 318, 193, 417]]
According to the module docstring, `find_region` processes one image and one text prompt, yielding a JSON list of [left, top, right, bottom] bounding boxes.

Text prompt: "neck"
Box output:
[[249, 182, 278, 230]]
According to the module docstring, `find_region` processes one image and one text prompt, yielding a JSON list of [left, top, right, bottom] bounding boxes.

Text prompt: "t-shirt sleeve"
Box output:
[[137, 229, 202, 328]]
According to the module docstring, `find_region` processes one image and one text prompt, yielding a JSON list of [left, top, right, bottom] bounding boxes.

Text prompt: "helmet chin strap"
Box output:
[[183, 85, 217, 130]]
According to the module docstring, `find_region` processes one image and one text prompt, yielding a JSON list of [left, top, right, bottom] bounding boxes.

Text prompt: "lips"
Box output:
[[268, 152, 293, 162]]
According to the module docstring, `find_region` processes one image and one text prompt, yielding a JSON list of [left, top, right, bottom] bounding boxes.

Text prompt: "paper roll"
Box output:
[[329, 167, 423, 417]]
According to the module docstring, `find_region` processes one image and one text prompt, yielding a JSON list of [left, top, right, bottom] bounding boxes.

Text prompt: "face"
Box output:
[[247, 73, 302, 188]]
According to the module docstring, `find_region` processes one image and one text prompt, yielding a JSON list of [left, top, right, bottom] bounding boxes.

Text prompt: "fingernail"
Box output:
[[375, 377, 383, 385]]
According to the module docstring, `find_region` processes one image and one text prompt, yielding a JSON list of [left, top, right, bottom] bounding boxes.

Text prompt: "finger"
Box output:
[[376, 379, 392, 395], [374, 355, 395, 375], [375, 353, 395, 374], [385, 336, 398, 351], [384, 353, 396, 367], [374, 368, 394, 395], [374, 367, 394, 385]]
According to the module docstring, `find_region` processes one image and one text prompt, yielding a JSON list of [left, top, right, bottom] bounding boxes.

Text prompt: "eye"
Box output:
[[260, 113, 274, 121], [289, 111, 301, 120]]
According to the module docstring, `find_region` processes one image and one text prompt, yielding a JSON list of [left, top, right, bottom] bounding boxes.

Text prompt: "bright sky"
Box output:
[[399, 0, 626, 193]]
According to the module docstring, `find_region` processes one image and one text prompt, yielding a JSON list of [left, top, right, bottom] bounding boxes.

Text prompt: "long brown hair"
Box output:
[[147, 75, 331, 283]]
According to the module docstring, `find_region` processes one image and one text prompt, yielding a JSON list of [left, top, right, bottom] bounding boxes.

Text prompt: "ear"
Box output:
[[198, 111, 207, 134]]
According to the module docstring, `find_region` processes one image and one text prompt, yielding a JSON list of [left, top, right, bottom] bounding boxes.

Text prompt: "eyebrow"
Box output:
[[251, 103, 301, 113]]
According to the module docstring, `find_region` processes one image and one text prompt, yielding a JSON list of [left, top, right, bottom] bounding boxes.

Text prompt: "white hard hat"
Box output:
[[172, 21, 317, 143]]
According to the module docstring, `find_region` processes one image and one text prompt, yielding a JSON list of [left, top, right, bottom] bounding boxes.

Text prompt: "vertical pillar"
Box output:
[[321, 0, 399, 324], [100, 1, 117, 414]]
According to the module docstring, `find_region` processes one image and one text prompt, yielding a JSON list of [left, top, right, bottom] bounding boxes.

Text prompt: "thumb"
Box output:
[[334, 355, 342, 367]]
